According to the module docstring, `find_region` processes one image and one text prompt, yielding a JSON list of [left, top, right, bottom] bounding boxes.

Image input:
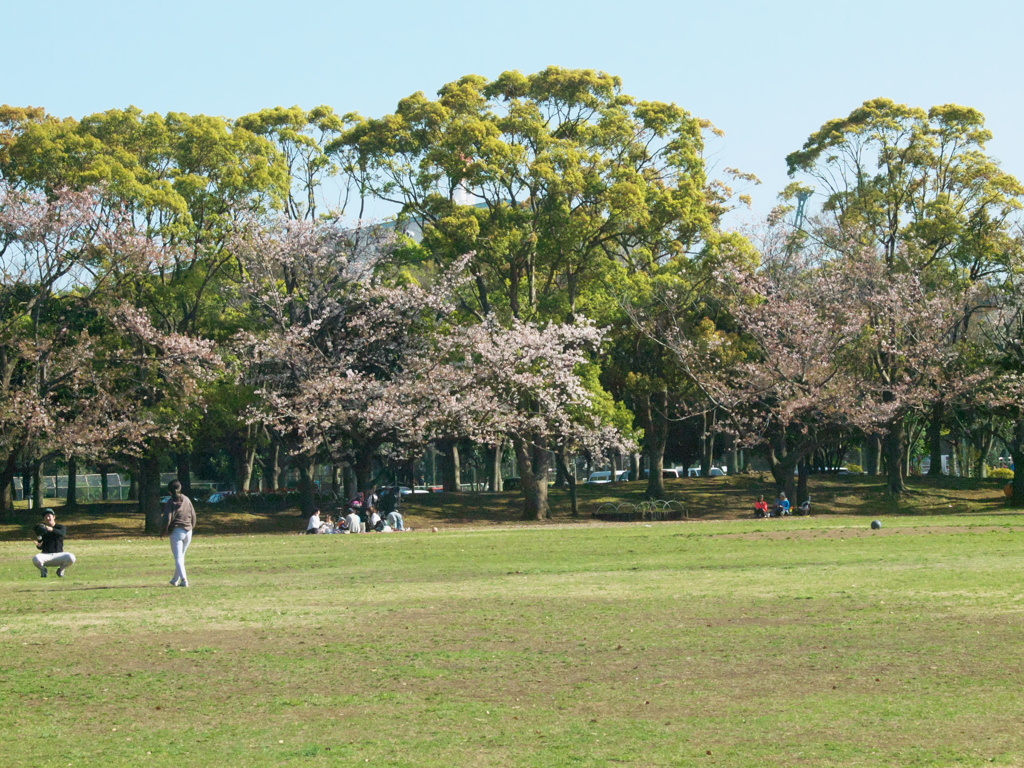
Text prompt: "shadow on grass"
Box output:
[[1, 474, 1015, 540]]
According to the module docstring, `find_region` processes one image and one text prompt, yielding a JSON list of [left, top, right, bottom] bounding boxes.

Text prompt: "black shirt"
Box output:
[[34, 523, 66, 554]]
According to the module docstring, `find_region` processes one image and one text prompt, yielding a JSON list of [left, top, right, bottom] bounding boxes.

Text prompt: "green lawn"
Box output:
[[3, 504, 1024, 765]]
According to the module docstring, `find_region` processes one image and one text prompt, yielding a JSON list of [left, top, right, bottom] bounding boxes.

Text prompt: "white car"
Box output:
[[587, 470, 629, 484]]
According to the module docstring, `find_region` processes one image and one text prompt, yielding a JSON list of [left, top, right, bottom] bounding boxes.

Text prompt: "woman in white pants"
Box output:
[[163, 480, 196, 587]]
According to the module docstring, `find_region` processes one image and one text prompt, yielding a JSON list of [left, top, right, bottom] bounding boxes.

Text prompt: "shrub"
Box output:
[[845, 463, 863, 474], [989, 467, 1014, 480]]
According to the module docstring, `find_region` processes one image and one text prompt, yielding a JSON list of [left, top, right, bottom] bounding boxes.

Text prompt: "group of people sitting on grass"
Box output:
[[306, 486, 407, 534], [754, 493, 811, 518]]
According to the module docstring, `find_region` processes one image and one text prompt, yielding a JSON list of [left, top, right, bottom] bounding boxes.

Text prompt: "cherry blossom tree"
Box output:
[[0, 185, 115, 514], [457, 317, 633, 519], [233, 217, 464, 513], [0, 184, 221, 523], [99, 305, 221, 532], [234, 216, 630, 517], [637, 229, 983, 499]]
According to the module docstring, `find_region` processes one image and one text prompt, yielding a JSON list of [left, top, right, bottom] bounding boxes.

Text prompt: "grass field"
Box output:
[[3, 487, 1024, 767]]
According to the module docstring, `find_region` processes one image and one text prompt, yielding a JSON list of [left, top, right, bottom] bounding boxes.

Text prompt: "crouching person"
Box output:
[[343, 510, 363, 533], [32, 509, 76, 578]]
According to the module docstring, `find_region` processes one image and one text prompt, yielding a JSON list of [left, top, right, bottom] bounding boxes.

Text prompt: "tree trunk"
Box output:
[[630, 453, 640, 482], [566, 459, 579, 517], [65, 455, 78, 512], [514, 436, 550, 520], [239, 443, 257, 494], [294, 454, 317, 515], [702, 422, 715, 475], [32, 461, 44, 509], [640, 388, 668, 500], [0, 452, 17, 520], [269, 441, 282, 490], [23, 465, 34, 509], [1009, 419, 1024, 506], [769, 441, 798, 503], [927, 401, 944, 476], [884, 416, 907, 495], [140, 454, 163, 535], [554, 452, 568, 488], [439, 439, 461, 493], [974, 429, 995, 479], [865, 434, 882, 476], [353, 449, 377, 496], [488, 443, 504, 492], [554, 452, 579, 516], [343, 463, 356, 504], [796, 458, 810, 511], [767, 427, 812, 503], [699, 423, 708, 475], [98, 463, 110, 502], [175, 450, 192, 498]]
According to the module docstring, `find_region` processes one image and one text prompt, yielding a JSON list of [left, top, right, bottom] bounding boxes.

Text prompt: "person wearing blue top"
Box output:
[[774, 492, 791, 516]]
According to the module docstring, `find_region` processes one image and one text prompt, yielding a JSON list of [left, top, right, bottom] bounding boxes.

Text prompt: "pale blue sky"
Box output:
[[6, 0, 1022, 220]]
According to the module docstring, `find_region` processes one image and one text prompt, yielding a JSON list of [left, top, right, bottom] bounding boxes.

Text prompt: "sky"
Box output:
[[5, 0, 1023, 222]]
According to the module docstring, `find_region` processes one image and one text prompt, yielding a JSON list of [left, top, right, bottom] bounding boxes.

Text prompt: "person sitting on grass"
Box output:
[[385, 510, 405, 531], [306, 508, 322, 534], [754, 495, 769, 518], [343, 510, 362, 533], [367, 508, 383, 532], [318, 514, 336, 534], [773, 492, 791, 517]]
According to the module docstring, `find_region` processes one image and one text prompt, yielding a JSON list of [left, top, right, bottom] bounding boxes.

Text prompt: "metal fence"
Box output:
[[592, 499, 689, 522], [14, 474, 130, 502], [14, 474, 222, 502]]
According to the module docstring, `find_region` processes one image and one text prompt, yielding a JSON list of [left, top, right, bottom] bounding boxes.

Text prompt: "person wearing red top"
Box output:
[[754, 495, 770, 518]]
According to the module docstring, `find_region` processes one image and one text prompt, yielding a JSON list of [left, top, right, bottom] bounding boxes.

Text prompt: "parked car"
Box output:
[[708, 467, 728, 477], [686, 468, 700, 477], [383, 485, 433, 497], [206, 492, 234, 504], [663, 468, 683, 478], [587, 470, 629, 484]]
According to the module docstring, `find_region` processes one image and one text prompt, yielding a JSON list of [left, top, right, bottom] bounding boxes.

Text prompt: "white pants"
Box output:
[[32, 552, 76, 573], [170, 527, 192, 584]]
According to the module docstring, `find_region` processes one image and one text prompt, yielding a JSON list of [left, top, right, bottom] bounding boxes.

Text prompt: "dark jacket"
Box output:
[[34, 523, 66, 554]]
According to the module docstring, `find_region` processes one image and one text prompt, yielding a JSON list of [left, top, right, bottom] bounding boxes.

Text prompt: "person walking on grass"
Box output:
[[32, 508, 76, 578], [163, 479, 196, 587]]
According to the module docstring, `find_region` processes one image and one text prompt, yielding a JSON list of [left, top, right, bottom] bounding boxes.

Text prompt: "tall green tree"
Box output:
[[333, 67, 736, 323], [785, 99, 1024, 494], [0, 105, 290, 519], [236, 105, 354, 221], [335, 68, 742, 509]]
